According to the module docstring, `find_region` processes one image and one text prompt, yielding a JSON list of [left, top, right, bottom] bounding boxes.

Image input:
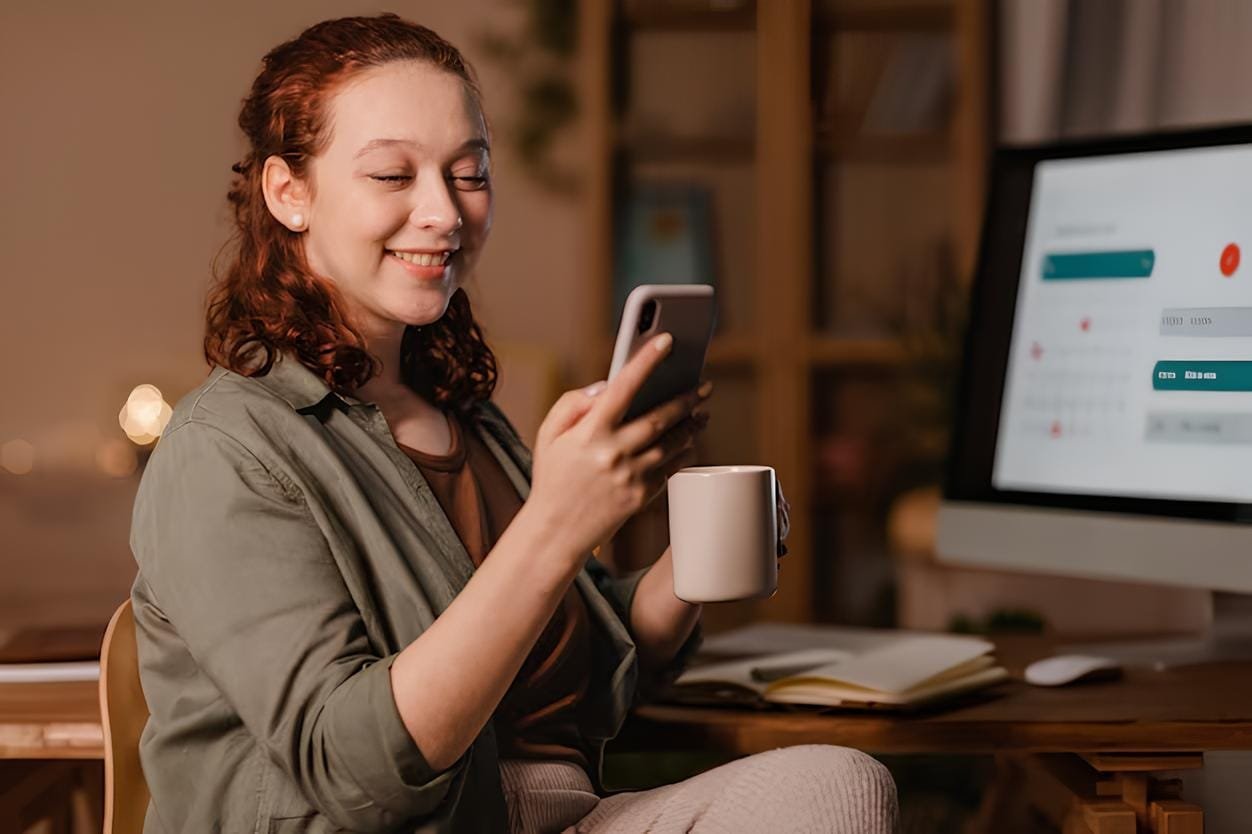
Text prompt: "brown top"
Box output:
[[400, 411, 594, 772]]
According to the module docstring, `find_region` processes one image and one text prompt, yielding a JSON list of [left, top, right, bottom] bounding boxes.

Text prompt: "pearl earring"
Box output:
[[291, 213, 304, 230]]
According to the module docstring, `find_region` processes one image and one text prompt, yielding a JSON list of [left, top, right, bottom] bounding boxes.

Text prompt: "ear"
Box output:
[[261, 155, 310, 231]]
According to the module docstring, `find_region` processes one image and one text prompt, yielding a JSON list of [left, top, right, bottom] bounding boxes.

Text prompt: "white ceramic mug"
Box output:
[[667, 465, 778, 603]]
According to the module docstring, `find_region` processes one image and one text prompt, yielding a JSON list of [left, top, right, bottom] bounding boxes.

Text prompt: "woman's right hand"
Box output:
[[526, 332, 711, 561]]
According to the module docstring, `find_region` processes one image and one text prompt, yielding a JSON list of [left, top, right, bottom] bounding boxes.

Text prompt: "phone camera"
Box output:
[[638, 300, 658, 334]]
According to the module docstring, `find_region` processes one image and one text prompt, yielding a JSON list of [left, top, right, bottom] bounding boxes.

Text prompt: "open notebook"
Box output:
[[669, 626, 1009, 710]]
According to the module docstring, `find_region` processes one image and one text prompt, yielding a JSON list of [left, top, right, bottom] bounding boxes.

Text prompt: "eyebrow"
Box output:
[[352, 137, 490, 159]]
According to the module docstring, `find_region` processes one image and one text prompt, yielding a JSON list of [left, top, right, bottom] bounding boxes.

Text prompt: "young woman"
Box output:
[[129, 14, 897, 833]]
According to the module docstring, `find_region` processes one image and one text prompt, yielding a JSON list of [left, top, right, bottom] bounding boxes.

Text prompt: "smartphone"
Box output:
[[608, 284, 717, 423]]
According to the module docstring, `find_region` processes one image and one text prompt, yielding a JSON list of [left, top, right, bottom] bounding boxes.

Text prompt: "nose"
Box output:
[[409, 170, 462, 238]]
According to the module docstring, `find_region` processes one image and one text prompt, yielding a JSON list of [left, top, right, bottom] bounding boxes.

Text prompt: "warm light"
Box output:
[[119, 384, 173, 445], [1, 439, 36, 475], [96, 438, 139, 477]]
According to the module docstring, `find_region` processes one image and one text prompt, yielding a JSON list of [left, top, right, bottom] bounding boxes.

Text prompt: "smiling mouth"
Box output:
[[386, 249, 457, 267]]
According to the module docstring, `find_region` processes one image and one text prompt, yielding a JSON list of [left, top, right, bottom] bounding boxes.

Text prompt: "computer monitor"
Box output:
[[937, 125, 1252, 595]]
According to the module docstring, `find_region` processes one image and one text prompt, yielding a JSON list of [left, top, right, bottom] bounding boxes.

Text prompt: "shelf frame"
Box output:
[[580, 0, 991, 628]]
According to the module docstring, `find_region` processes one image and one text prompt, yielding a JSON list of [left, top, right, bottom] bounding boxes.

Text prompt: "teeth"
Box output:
[[389, 250, 452, 266]]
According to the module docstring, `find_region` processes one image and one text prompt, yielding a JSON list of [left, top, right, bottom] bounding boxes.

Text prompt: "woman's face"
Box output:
[[293, 60, 492, 337]]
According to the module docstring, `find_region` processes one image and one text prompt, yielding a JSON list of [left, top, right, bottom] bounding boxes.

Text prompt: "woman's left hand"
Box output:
[[642, 387, 789, 566], [776, 479, 791, 564]]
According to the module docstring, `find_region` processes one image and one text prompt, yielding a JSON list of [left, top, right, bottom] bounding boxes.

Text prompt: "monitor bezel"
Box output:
[[945, 122, 1252, 524]]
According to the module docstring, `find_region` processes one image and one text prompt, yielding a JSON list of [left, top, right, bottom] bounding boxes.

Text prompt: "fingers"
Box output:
[[590, 332, 674, 429], [536, 382, 605, 449], [641, 437, 701, 503], [618, 380, 712, 455], [775, 480, 791, 541], [635, 412, 708, 472]]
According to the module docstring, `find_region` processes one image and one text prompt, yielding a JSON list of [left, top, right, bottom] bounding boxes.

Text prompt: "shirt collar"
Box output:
[[251, 351, 368, 413]]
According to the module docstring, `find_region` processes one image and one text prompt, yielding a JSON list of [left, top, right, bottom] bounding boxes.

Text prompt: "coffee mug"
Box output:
[[667, 465, 778, 603]]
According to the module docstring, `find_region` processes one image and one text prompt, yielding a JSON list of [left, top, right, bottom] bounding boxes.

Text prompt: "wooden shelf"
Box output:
[[817, 1, 954, 31], [619, 133, 755, 165], [807, 337, 908, 367], [582, 0, 990, 624], [621, 3, 756, 32], [706, 336, 755, 367], [817, 131, 951, 165]]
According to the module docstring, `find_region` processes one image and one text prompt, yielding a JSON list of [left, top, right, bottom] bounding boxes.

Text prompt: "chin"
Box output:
[[389, 294, 454, 328]]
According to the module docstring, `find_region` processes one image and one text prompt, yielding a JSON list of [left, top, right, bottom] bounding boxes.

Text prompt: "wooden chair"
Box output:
[[99, 599, 149, 834]]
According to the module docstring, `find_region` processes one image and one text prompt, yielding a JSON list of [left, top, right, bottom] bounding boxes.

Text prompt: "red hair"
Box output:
[[204, 13, 497, 412]]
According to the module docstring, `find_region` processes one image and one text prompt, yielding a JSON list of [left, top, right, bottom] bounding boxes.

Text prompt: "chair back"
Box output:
[[99, 599, 150, 834]]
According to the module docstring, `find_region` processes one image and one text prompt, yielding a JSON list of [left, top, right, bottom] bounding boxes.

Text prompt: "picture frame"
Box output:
[[612, 182, 717, 330]]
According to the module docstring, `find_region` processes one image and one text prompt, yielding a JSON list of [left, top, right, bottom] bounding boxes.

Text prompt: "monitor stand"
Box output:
[[1060, 592, 1252, 669]]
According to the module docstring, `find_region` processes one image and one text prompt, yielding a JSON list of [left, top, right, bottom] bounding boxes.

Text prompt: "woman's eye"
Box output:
[[450, 175, 489, 192], [370, 174, 412, 183]]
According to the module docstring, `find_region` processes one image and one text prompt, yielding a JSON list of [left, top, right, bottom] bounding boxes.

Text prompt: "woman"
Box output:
[[129, 13, 897, 833]]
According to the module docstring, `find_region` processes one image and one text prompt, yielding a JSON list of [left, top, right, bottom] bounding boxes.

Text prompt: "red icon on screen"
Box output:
[[1079, 317, 1091, 332], [1030, 342, 1044, 360], [1221, 243, 1240, 277], [1051, 421, 1063, 438]]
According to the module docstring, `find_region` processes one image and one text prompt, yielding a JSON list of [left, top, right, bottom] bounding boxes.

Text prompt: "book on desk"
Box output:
[[666, 623, 1010, 711]]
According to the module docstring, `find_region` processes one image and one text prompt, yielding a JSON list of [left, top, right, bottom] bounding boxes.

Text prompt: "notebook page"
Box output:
[[777, 635, 994, 695], [676, 648, 853, 693]]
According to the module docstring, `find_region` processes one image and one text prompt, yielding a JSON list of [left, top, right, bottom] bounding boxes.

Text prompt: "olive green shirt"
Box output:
[[129, 352, 693, 833]]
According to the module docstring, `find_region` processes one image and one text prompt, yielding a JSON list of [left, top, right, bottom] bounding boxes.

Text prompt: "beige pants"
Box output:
[[499, 745, 898, 834]]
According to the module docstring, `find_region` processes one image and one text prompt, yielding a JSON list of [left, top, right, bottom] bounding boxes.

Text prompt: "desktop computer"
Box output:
[[937, 124, 1252, 661]]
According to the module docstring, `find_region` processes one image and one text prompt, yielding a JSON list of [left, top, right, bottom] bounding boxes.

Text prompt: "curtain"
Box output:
[[1000, 0, 1252, 144]]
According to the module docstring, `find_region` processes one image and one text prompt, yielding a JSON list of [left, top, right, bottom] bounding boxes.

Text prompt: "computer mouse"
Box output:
[[1023, 654, 1123, 686]]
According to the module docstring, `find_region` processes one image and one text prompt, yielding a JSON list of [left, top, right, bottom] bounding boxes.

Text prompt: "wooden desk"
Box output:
[[612, 637, 1247, 833], [2, 636, 1245, 832], [0, 625, 105, 760], [0, 626, 105, 833], [0, 682, 102, 761], [615, 661, 1252, 756], [0, 681, 102, 833], [617, 635, 1252, 755]]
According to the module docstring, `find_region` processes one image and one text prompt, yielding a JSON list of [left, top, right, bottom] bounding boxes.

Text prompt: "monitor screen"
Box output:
[[946, 124, 1252, 524], [994, 144, 1252, 503], [939, 125, 1252, 593]]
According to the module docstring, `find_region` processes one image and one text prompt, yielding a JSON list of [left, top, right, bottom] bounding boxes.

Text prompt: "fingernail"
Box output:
[[697, 380, 713, 398], [654, 332, 673, 353], [583, 381, 607, 397]]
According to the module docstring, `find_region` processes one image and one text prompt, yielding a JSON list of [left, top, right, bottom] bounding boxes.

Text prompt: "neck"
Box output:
[[355, 320, 409, 406]]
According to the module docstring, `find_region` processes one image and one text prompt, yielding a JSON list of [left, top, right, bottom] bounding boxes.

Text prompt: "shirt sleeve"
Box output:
[[584, 551, 704, 704], [130, 419, 465, 831]]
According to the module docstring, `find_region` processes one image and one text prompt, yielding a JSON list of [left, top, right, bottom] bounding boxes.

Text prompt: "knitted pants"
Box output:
[[499, 745, 898, 834]]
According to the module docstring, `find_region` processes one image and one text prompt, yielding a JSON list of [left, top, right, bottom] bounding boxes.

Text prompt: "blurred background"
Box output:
[[12, 1, 1252, 831], [6, 0, 1252, 647]]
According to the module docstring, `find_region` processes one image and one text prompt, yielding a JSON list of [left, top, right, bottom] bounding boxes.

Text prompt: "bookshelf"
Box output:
[[579, 0, 990, 628]]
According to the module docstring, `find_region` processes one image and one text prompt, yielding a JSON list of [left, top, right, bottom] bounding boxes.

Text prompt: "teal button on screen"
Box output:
[[1153, 361, 1252, 391], [1043, 250, 1155, 280]]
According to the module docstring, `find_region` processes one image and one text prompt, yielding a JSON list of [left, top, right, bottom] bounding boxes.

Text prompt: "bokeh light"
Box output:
[[1, 439, 36, 475], [119, 384, 173, 445], [96, 437, 139, 477]]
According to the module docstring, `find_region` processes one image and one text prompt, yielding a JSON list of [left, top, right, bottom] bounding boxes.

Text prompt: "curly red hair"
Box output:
[[204, 13, 496, 413]]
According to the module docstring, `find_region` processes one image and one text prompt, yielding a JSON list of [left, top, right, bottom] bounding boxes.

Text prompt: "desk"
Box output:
[[0, 682, 102, 761], [0, 626, 105, 833], [2, 638, 1247, 832], [612, 636, 1251, 833]]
